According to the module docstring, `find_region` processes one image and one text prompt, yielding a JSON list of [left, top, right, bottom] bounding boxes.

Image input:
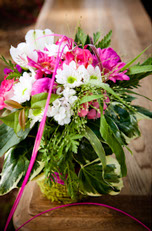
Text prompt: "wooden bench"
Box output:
[[13, 0, 152, 230]]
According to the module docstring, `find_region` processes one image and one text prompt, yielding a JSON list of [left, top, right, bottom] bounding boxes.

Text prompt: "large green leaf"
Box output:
[[79, 94, 103, 104], [99, 104, 127, 177], [133, 105, 152, 120], [83, 126, 106, 169], [31, 92, 59, 109], [79, 156, 123, 196], [0, 123, 30, 157], [120, 45, 151, 72], [105, 103, 140, 138], [0, 140, 44, 195]]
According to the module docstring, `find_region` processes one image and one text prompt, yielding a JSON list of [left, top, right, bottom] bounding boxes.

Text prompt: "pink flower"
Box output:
[[31, 78, 51, 96], [87, 109, 97, 119], [94, 48, 130, 83], [78, 103, 89, 117], [27, 51, 58, 78], [64, 47, 93, 68], [31, 77, 57, 96], [0, 76, 14, 110]]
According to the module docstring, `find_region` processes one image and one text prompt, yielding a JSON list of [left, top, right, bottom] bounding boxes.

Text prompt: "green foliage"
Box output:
[[93, 32, 101, 45], [0, 55, 22, 79], [96, 30, 112, 49], [79, 94, 103, 104], [105, 103, 140, 139], [133, 105, 152, 120], [117, 56, 152, 89], [120, 46, 151, 72], [31, 92, 59, 109], [0, 123, 30, 157], [0, 138, 44, 195], [83, 126, 106, 170], [0, 109, 29, 133], [0, 56, 14, 69], [74, 27, 90, 47], [99, 102, 127, 177], [79, 156, 123, 196]]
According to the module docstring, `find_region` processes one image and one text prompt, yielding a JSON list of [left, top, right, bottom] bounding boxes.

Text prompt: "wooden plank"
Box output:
[[13, 181, 151, 231], [35, 0, 152, 196]]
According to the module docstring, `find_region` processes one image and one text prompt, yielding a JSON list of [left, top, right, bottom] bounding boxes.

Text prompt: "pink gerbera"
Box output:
[[0, 76, 15, 110]]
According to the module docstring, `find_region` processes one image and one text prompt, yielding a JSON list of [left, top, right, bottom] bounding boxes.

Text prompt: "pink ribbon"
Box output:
[[4, 34, 71, 231], [15, 202, 151, 231]]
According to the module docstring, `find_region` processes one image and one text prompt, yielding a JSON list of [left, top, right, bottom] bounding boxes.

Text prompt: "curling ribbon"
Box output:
[[15, 202, 151, 231], [4, 34, 70, 231]]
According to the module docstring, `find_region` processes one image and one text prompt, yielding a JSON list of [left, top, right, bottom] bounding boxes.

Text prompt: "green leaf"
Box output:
[[31, 92, 59, 109], [88, 80, 129, 107], [79, 156, 123, 196], [127, 65, 152, 75], [0, 110, 22, 133], [74, 27, 87, 47], [120, 45, 151, 72], [105, 103, 140, 139], [6, 72, 21, 80], [123, 89, 152, 101], [93, 32, 101, 45], [0, 123, 30, 157], [97, 30, 112, 49], [83, 126, 106, 169], [99, 104, 127, 177], [0, 55, 15, 69], [79, 94, 103, 104], [133, 105, 152, 120], [0, 141, 44, 195], [105, 115, 126, 145]]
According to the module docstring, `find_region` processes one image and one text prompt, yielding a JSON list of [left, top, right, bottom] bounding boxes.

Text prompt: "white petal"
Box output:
[[25, 29, 54, 51]]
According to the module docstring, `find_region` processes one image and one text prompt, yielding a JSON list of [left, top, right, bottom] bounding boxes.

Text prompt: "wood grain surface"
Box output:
[[13, 0, 152, 230]]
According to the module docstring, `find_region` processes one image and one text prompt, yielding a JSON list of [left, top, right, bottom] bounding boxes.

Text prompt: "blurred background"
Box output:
[[0, 0, 151, 230]]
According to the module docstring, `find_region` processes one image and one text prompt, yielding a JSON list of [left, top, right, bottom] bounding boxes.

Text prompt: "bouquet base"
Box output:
[[13, 181, 149, 231], [37, 179, 83, 204]]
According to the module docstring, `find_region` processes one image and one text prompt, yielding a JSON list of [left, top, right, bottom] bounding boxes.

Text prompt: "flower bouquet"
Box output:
[[0, 28, 152, 204]]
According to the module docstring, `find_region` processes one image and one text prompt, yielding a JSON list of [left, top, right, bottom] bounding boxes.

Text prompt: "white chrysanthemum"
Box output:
[[86, 65, 102, 82], [49, 95, 77, 126], [28, 106, 52, 128], [55, 61, 82, 88], [10, 29, 54, 68], [77, 65, 90, 83], [11, 72, 35, 104]]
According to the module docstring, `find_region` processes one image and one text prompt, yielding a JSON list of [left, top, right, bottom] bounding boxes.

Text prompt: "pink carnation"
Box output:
[[0, 76, 14, 110], [64, 47, 93, 68], [94, 47, 130, 83]]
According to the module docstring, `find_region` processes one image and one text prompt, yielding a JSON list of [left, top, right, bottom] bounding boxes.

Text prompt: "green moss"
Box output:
[[37, 179, 82, 204]]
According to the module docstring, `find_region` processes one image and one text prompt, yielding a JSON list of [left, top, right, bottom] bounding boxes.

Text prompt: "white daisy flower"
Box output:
[[77, 65, 90, 83], [28, 106, 52, 128], [86, 65, 102, 82], [11, 72, 35, 104], [55, 61, 82, 88]]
